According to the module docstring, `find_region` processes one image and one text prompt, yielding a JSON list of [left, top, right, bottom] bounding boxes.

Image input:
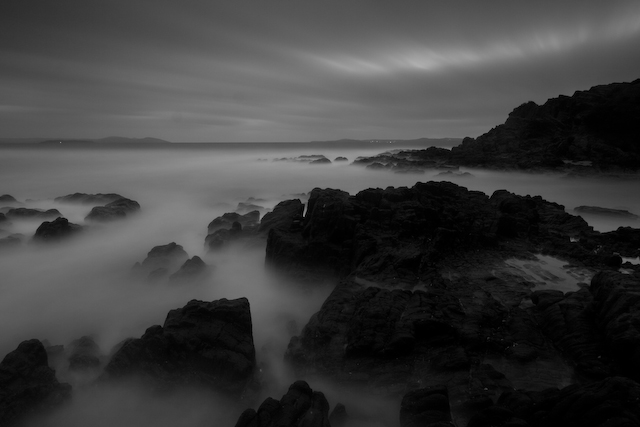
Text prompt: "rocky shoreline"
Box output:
[[1, 181, 639, 426]]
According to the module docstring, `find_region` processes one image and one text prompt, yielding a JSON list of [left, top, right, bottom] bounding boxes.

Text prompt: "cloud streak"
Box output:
[[1, 1, 639, 141]]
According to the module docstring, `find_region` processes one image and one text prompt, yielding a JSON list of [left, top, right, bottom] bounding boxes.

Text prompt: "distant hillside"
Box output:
[[450, 79, 640, 169], [0, 136, 172, 145]]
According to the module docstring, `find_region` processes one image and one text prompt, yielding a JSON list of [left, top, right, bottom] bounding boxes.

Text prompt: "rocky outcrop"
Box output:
[[468, 376, 640, 427], [265, 182, 614, 283], [400, 386, 453, 427], [354, 79, 640, 172], [33, 217, 82, 241], [208, 211, 260, 234], [5, 208, 61, 220], [54, 193, 124, 205], [102, 298, 255, 394], [168, 256, 210, 283], [234, 380, 331, 427], [84, 197, 140, 222], [258, 199, 304, 234], [133, 242, 189, 280], [0, 339, 71, 427], [590, 271, 640, 381]]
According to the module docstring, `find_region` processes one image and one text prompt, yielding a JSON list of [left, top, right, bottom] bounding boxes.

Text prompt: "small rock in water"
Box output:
[[574, 205, 639, 219], [33, 217, 82, 241]]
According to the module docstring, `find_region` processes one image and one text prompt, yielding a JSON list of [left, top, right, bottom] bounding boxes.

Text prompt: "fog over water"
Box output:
[[1, 143, 638, 426]]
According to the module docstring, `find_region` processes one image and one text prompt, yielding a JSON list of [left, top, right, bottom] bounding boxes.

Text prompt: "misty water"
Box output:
[[1, 143, 639, 426]]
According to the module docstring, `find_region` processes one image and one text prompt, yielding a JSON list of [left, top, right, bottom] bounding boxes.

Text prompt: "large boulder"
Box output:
[[258, 199, 304, 234], [0, 339, 71, 427], [102, 298, 255, 395], [234, 380, 331, 427], [33, 217, 82, 241], [136, 242, 189, 275], [84, 197, 140, 222]]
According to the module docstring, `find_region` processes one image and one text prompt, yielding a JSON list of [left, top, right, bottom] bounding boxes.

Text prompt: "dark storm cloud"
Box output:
[[1, 1, 639, 141]]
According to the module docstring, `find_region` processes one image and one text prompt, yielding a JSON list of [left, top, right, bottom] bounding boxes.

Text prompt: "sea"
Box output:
[[0, 141, 638, 426]]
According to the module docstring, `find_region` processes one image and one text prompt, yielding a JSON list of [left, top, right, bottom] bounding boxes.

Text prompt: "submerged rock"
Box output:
[[84, 197, 140, 222], [33, 217, 82, 241], [234, 380, 331, 427], [0, 339, 71, 427], [103, 298, 255, 394]]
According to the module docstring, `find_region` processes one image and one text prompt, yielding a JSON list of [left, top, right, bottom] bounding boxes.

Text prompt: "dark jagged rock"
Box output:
[[168, 256, 210, 283], [575, 206, 639, 219], [5, 208, 61, 220], [590, 271, 640, 381], [206, 221, 245, 250], [54, 193, 124, 205], [67, 336, 101, 371], [208, 211, 260, 234], [400, 386, 453, 427], [234, 380, 331, 427], [0, 339, 71, 427], [354, 79, 640, 173], [266, 183, 610, 283], [479, 376, 640, 427], [102, 298, 255, 394], [258, 199, 304, 234], [84, 197, 140, 222], [33, 217, 82, 241], [136, 242, 189, 275]]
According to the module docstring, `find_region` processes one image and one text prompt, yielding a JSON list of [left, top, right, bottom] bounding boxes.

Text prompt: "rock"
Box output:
[[237, 202, 266, 214], [6, 208, 62, 220], [208, 211, 260, 234], [0, 213, 6, 223], [309, 157, 331, 164], [400, 386, 453, 427], [84, 197, 140, 222], [590, 271, 640, 381], [54, 193, 124, 205], [102, 298, 255, 394], [33, 217, 82, 241], [0, 339, 71, 427], [168, 256, 210, 283], [205, 221, 246, 250], [137, 242, 189, 274], [334, 156, 348, 162], [258, 199, 304, 233], [67, 336, 101, 371], [234, 380, 331, 427]]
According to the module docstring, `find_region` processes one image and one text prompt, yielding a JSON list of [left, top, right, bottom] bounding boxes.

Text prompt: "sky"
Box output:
[[1, 1, 640, 143]]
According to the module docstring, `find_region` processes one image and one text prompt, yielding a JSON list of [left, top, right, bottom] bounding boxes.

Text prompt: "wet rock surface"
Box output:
[[102, 298, 255, 395], [0, 339, 71, 427], [234, 380, 331, 427]]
